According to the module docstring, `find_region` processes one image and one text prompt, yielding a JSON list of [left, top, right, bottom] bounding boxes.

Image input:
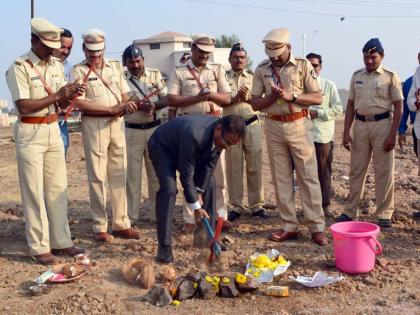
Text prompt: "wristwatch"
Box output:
[[291, 93, 298, 103]]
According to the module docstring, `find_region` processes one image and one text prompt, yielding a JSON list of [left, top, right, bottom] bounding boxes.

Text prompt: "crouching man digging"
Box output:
[[148, 114, 246, 263]]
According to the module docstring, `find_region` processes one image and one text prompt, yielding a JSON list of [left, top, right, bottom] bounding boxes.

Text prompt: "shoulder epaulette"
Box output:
[[381, 66, 395, 75], [257, 59, 270, 67], [14, 55, 30, 66], [353, 67, 365, 75]]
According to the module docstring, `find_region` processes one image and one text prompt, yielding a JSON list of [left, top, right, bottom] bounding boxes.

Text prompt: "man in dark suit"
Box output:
[[148, 114, 246, 263]]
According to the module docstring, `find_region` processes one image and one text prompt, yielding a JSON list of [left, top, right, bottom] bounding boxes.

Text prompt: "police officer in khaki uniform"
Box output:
[[336, 38, 403, 228], [122, 44, 168, 223], [222, 43, 267, 221], [252, 28, 328, 245], [72, 29, 139, 242], [6, 18, 84, 264], [167, 34, 231, 230]]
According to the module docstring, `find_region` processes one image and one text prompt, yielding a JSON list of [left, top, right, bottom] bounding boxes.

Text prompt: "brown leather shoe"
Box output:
[[311, 232, 329, 246], [95, 232, 113, 242], [112, 228, 139, 239], [51, 246, 85, 257], [33, 252, 59, 265], [269, 229, 298, 242]]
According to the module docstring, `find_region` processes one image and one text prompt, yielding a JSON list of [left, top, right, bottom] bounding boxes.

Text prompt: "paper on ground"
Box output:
[[289, 271, 344, 287]]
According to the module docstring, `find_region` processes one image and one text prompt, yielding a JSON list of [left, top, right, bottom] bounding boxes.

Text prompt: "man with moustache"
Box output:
[[53, 28, 74, 155], [252, 28, 328, 246], [122, 43, 168, 223], [167, 34, 232, 232], [72, 29, 139, 242], [5, 18, 84, 264], [223, 43, 267, 222], [336, 38, 403, 228]]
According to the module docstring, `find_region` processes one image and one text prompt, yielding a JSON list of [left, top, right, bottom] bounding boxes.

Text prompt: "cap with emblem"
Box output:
[[262, 28, 290, 58], [230, 42, 246, 55], [82, 29, 106, 51], [362, 38, 384, 55], [192, 33, 215, 53], [31, 18, 63, 49], [123, 43, 143, 60]]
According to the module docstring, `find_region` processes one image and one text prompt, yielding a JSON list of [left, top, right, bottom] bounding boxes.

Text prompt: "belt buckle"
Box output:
[[365, 114, 375, 122], [46, 115, 54, 124]]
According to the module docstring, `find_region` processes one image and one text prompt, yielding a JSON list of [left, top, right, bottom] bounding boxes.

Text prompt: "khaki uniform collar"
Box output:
[[28, 49, 51, 66], [265, 53, 296, 68], [81, 58, 111, 68], [363, 64, 384, 74], [187, 59, 211, 71], [232, 69, 250, 78], [125, 67, 150, 81]]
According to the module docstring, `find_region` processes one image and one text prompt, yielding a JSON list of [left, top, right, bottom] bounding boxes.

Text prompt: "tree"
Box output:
[[215, 34, 240, 48]]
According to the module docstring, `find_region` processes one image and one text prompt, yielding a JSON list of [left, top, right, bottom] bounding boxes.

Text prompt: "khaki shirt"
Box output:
[[224, 69, 256, 118], [72, 58, 130, 106], [349, 65, 403, 115], [167, 59, 231, 114], [252, 54, 320, 115], [124, 68, 167, 123], [6, 50, 66, 116]]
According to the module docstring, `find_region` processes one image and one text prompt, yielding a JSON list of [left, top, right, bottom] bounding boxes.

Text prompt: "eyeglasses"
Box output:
[[311, 64, 320, 69]]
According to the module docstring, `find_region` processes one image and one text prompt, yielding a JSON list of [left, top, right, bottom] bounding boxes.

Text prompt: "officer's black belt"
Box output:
[[355, 112, 390, 122], [245, 115, 259, 126], [125, 119, 161, 130]]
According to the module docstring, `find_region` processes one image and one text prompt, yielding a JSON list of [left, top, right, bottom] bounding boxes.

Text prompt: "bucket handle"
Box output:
[[369, 236, 383, 255]]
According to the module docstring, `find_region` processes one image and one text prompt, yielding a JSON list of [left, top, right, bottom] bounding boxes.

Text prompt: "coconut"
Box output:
[[158, 266, 176, 284], [122, 258, 155, 289]]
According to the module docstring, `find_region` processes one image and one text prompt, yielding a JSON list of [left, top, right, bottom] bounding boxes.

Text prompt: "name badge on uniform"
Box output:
[[186, 77, 195, 80], [30, 76, 40, 81], [89, 77, 98, 81], [355, 81, 363, 85], [264, 74, 273, 78]]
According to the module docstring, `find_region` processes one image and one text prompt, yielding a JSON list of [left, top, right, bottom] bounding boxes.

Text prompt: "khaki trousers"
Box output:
[[81, 116, 131, 233], [345, 119, 395, 220], [14, 121, 73, 255], [183, 152, 227, 223], [125, 126, 159, 222], [225, 120, 264, 212], [265, 118, 325, 233]]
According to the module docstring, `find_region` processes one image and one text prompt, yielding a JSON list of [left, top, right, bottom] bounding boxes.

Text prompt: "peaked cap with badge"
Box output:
[[192, 33, 215, 53], [31, 18, 63, 49]]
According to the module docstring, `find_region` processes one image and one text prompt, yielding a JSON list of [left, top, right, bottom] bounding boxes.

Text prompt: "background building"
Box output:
[[132, 31, 230, 79]]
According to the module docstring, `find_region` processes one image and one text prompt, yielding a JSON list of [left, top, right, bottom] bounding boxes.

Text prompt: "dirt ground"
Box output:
[[0, 118, 419, 315]]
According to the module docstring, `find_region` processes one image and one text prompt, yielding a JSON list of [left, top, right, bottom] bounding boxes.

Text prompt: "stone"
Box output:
[[141, 285, 173, 307], [197, 277, 217, 299], [176, 279, 197, 301], [186, 271, 205, 282], [219, 277, 239, 298], [376, 258, 388, 268], [235, 276, 260, 292], [222, 235, 234, 245]]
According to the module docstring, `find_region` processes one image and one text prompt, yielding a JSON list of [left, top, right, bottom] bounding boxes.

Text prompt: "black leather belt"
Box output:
[[355, 112, 390, 122], [245, 115, 259, 126], [125, 120, 161, 130]]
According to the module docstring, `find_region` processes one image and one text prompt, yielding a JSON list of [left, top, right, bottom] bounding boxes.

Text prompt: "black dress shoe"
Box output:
[[228, 210, 241, 222], [335, 213, 353, 223], [377, 219, 392, 228], [252, 209, 269, 219], [156, 245, 174, 263]]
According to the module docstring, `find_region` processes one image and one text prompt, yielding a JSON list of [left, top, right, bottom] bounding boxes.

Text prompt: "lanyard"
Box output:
[[186, 65, 215, 114], [92, 67, 121, 104]]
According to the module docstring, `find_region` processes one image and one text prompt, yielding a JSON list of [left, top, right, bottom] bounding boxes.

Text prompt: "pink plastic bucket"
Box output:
[[330, 221, 383, 274]]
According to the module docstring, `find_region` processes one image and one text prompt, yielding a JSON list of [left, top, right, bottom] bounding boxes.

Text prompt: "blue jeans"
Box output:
[[59, 121, 69, 156]]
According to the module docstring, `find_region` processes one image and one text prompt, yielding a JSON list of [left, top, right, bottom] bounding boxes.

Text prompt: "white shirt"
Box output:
[[407, 65, 420, 139]]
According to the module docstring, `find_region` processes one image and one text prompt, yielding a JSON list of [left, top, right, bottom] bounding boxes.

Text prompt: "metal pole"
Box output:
[[31, 0, 34, 18], [302, 34, 307, 57]]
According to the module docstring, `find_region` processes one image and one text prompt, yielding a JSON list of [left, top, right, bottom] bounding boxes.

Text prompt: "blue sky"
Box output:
[[1, 0, 420, 106]]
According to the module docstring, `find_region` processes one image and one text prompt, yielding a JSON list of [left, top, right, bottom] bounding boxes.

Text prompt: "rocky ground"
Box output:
[[0, 118, 419, 315]]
